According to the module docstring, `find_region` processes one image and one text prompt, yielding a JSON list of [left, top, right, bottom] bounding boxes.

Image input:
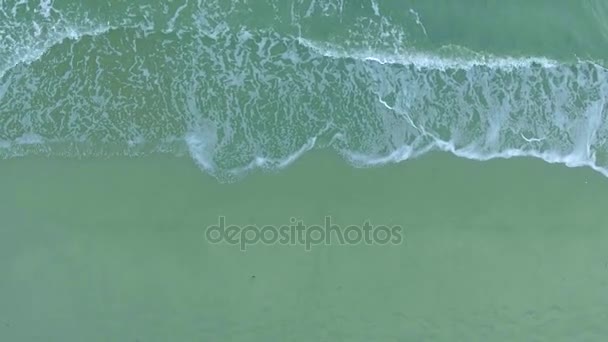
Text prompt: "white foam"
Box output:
[[226, 136, 318, 176], [185, 131, 216, 172], [340, 137, 608, 178], [520, 133, 545, 143], [0, 25, 112, 79], [409, 9, 427, 37], [39, 0, 53, 18], [370, 0, 380, 16], [344, 144, 415, 166], [165, 0, 190, 33], [297, 37, 560, 70], [10, 0, 28, 17], [449, 146, 608, 177], [127, 135, 145, 147], [14, 133, 44, 145]]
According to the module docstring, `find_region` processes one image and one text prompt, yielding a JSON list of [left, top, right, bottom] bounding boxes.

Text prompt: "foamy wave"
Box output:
[[14, 133, 45, 145], [1, 130, 608, 181], [185, 128, 320, 181], [0, 25, 112, 79], [297, 37, 560, 70], [229, 136, 317, 173], [341, 138, 608, 178], [185, 117, 608, 180], [2, 8, 607, 182], [185, 131, 216, 173]]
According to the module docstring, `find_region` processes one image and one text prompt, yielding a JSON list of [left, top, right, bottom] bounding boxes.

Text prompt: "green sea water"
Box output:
[[2, 0, 608, 340]]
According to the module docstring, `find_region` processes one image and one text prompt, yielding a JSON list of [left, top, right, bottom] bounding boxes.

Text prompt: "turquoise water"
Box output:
[[2, 154, 608, 341], [2, 0, 608, 180], [3, 1, 608, 341]]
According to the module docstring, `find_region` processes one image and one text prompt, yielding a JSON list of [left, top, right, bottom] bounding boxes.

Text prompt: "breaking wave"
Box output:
[[1, 0, 608, 181]]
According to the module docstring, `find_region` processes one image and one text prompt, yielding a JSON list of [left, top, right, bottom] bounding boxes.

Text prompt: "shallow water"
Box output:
[[2, 154, 608, 340]]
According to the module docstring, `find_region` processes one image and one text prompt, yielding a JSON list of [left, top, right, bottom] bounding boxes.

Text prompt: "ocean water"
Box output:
[[2, 0, 608, 179], [2, 0, 608, 340]]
